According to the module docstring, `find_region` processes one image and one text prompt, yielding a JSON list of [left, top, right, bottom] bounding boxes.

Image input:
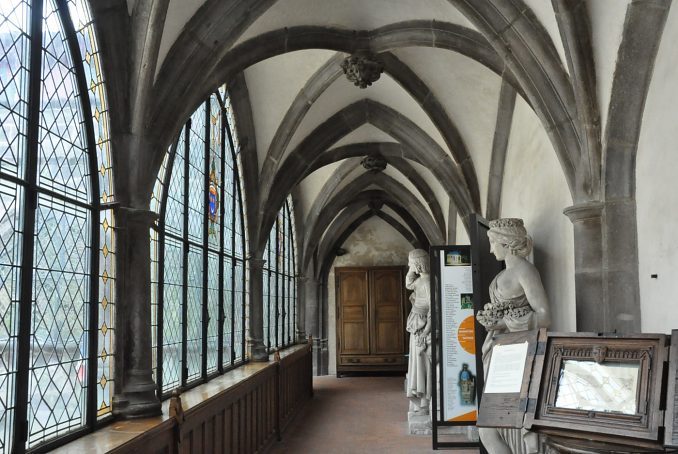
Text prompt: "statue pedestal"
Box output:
[[408, 411, 432, 435]]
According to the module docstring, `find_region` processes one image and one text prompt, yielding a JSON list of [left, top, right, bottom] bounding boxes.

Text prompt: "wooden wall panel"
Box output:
[[114, 344, 312, 454]]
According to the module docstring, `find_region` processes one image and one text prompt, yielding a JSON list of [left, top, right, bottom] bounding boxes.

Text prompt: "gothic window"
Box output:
[[0, 0, 115, 451], [151, 89, 247, 396], [263, 197, 297, 350]]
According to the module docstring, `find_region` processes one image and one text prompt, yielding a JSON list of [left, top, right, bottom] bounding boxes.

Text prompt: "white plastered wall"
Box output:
[[501, 97, 576, 332], [326, 217, 412, 375], [636, 3, 678, 334]]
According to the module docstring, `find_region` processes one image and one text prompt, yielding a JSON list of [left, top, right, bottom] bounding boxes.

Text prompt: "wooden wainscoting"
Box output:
[[55, 343, 312, 454]]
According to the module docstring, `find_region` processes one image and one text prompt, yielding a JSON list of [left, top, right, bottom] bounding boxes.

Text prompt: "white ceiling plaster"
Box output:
[[523, 0, 569, 74], [393, 47, 502, 216], [635, 2, 678, 333], [502, 95, 575, 331], [296, 159, 345, 220], [155, 0, 207, 77], [283, 73, 449, 164], [330, 124, 398, 149], [586, 0, 631, 141], [235, 0, 475, 46], [244, 50, 338, 171]]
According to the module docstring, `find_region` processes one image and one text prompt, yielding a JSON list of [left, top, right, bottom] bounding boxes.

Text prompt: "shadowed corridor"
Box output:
[[268, 375, 479, 454]]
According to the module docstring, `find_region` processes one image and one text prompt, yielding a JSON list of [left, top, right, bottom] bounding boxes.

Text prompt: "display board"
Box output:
[[430, 246, 483, 450], [439, 246, 478, 421]]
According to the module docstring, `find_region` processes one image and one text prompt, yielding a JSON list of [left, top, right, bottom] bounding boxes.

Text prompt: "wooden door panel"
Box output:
[[370, 269, 404, 355], [375, 320, 402, 353], [342, 322, 368, 353], [337, 270, 369, 356]]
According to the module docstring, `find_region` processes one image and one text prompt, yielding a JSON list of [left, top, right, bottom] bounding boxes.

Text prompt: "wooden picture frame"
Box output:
[[525, 332, 668, 444]]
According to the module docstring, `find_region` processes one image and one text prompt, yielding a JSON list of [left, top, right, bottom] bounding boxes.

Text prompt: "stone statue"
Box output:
[[476, 218, 550, 454], [405, 248, 432, 415]]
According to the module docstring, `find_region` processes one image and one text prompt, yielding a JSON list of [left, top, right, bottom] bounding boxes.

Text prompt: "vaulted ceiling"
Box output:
[[106, 0, 660, 282]]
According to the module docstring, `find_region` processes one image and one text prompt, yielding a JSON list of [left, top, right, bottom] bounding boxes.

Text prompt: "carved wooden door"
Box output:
[[336, 266, 406, 373]]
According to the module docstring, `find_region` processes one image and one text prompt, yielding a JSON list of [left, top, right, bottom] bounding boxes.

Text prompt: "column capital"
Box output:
[[248, 256, 266, 269], [563, 201, 604, 223], [115, 206, 159, 226], [296, 274, 309, 283]]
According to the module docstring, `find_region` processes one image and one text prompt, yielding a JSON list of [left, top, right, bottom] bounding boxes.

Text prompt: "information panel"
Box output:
[[440, 247, 479, 422]]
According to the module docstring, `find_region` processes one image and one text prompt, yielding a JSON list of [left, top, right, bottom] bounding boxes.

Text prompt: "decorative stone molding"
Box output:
[[563, 201, 604, 222], [340, 52, 384, 88], [361, 154, 387, 172]]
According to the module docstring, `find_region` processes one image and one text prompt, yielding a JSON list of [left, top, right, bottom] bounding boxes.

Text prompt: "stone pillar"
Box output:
[[601, 198, 641, 333], [295, 275, 308, 342], [304, 277, 321, 375], [112, 207, 161, 418], [564, 201, 640, 333], [305, 277, 319, 339], [247, 257, 268, 361], [319, 278, 329, 376]]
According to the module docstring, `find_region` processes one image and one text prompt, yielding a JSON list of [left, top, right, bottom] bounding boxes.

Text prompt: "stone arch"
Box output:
[[149, 20, 512, 157], [302, 155, 445, 260], [312, 195, 429, 277], [257, 50, 482, 209], [302, 173, 443, 271], [317, 208, 422, 281], [260, 100, 473, 253], [446, 0, 580, 198]]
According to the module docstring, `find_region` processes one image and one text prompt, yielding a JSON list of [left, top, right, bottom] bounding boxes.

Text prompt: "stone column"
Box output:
[[112, 207, 161, 418], [305, 277, 319, 339], [319, 278, 329, 375], [304, 277, 321, 374], [295, 275, 308, 342], [564, 202, 605, 332], [247, 257, 268, 361], [564, 201, 640, 333]]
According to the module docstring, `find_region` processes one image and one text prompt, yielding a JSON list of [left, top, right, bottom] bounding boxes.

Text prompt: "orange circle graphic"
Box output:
[[457, 315, 476, 354]]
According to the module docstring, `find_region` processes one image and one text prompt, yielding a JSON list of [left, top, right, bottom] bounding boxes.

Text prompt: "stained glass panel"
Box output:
[[0, 180, 22, 454], [207, 95, 221, 251], [165, 144, 184, 236], [187, 107, 205, 244], [0, 0, 29, 179], [0, 0, 115, 447], [262, 269, 269, 349], [233, 260, 244, 362], [66, 0, 113, 203], [29, 194, 90, 448], [37, 0, 89, 203], [185, 247, 202, 383], [155, 89, 247, 392], [97, 208, 114, 417], [206, 252, 218, 374], [162, 237, 182, 393], [150, 227, 158, 384], [222, 257, 232, 367]]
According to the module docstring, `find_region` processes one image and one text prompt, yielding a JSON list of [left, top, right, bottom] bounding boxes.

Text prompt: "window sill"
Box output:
[[52, 344, 309, 454]]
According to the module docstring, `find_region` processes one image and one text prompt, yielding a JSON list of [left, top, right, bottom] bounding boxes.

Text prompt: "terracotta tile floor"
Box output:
[[268, 375, 479, 454]]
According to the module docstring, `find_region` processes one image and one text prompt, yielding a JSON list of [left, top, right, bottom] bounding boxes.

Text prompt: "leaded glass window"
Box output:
[[151, 89, 247, 396], [0, 0, 115, 451], [263, 196, 297, 350]]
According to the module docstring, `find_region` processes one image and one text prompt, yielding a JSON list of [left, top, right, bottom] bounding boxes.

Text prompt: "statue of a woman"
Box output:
[[476, 219, 550, 454], [405, 249, 432, 415]]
